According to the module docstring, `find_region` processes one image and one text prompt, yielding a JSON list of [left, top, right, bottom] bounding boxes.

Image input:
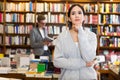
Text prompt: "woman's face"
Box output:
[[69, 6, 84, 26]]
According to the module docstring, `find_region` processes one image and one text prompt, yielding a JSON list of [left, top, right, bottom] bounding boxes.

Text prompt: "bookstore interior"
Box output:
[[0, 0, 120, 80]]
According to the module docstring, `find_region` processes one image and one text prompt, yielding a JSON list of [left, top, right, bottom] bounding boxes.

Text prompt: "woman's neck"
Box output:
[[71, 28, 78, 33], [70, 29, 78, 42]]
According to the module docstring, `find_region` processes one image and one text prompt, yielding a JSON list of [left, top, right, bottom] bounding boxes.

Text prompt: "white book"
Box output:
[[48, 12, 51, 23], [49, 3, 52, 12], [25, 3, 29, 11], [111, 55, 117, 63], [20, 56, 30, 68], [44, 2, 48, 12], [0, 67, 11, 74], [1, 57, 10, 67], [95, 55, 105, 63]]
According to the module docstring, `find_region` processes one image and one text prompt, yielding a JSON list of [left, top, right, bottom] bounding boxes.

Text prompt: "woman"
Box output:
[[53, 4, 97, 80]]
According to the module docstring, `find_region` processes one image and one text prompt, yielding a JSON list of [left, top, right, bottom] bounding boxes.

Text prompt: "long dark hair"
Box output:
[[67, 4, 85, 30]]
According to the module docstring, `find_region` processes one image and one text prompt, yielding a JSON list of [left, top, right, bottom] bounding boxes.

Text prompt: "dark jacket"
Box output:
[[30, 27, 46, 56]]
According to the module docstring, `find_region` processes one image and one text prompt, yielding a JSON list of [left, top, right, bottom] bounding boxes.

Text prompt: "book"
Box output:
[[43, 37, 53, 42], [95, 55, 105, 63], [37, 63, 46, 73]]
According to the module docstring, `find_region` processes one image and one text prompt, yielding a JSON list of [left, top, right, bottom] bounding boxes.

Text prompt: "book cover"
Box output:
[[43, 37, 53, 42]]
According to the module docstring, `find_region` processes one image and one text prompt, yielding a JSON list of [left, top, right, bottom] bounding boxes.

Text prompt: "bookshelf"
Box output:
[[0, 0, 68, 56], [36, 0, 67, 36], [0, 0, 119, 68], [4, 0, 34, 56], [97, 1, 120, 69], [0, 0, 4, 54]]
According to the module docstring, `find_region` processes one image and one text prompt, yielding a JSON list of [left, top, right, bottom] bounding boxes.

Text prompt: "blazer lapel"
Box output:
[[37, 28, 44, 39]]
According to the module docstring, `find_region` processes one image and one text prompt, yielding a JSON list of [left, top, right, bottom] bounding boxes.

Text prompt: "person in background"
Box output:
[[30, 14, 53, 61], [53, 4, 97, 80]]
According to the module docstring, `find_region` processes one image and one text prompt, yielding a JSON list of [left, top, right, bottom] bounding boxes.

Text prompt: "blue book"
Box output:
[[29, 1, 32, 11]]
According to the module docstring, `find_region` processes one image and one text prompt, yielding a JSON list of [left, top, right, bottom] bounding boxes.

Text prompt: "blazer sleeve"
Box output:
[[78, 27, 97, 62], [53, 34, 86, 70], [30, 28, 44, 48]]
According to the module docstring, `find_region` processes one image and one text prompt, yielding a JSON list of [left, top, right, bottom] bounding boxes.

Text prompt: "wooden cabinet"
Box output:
[[108, 69, 120, 80], [0, 73, 55, 80]]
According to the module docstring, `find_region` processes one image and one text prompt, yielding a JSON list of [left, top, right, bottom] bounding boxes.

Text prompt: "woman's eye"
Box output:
[[78, 11, 82, 14], [71, 12, 75, 15]]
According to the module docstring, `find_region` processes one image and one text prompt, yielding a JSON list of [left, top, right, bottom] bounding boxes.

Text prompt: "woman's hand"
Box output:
[[73, 24, 82, 32], [86, 61, 95, 67]]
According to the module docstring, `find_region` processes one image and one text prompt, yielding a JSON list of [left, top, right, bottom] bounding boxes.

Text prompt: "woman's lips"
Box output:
[[75, 19, 80, 21]]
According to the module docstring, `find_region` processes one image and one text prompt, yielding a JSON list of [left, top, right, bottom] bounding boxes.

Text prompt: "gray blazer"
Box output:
[[53, 27, 97, 80], [30, 27, 46, 56]]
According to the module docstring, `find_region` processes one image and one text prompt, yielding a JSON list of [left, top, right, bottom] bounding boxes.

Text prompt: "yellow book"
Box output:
[[105, 4, 109, 13], [103, 15, 106, 24], [118, 38, 120, 47], [0, 54, 4, 58]]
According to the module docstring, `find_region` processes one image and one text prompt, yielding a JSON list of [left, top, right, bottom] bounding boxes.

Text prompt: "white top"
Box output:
[[39, 28, 45, 38], [39, 28, 48, 50], [75, 42, 79, 47]]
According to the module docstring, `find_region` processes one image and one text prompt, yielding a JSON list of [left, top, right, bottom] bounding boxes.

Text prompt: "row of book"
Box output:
[[1, 1, 120, 13], [1, 12, 120, 24], [98, 14, 120, 24], [5, 24, 33, 34], [6, 2, 35, 12], [5, 2, 98, 13], [100, 25, 120, 36], [6, 13, 25, 22], [99, 50, 120, 63], [5, 13, 65, 23], [85, 14, 120, 25], [6, 13, 35, 23], [5, 2, 120, 13], [100, 36, 120, 47], [44, 13, 65, 24], [4, 25, 96, 35], [5, 2, 67, 12], [4, 14, 120, 25], [5, 36, 30, 45], [36, 3, 66, 12], [5, 24, 66, 35], [6, 48, 32, 55], [47, 26, 66, 35], [85, 15, 98, 24], [99, 3, 120, 13]]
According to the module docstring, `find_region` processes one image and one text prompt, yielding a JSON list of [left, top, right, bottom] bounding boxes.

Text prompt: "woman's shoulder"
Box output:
[[56, 28, 68, 40], [85, 27, 96, 35], [84, 27, 97, 39], [59, 28, 68, 36]]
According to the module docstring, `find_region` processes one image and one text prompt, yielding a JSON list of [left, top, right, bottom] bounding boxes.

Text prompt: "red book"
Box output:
[[0, 13, 3, 22]]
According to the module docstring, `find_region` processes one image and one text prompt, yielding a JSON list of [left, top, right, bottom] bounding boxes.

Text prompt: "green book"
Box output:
[[37, 63, 46, 73]]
